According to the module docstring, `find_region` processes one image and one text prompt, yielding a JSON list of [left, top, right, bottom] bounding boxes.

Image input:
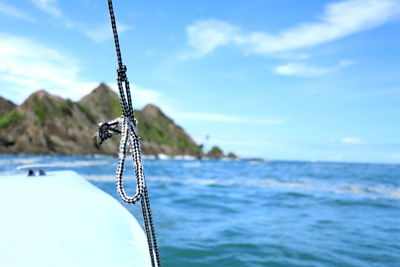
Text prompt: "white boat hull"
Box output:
[[0, 170, 151, 267]]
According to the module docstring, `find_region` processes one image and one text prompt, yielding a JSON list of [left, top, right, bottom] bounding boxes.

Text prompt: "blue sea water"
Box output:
[[1, 154, 399, 267]]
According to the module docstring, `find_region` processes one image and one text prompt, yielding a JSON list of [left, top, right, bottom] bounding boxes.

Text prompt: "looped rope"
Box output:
[[96, 116, 142, 203], [115, 116, 144, 203], [100, 0, 161, 266], [95, 116, 143, 204]]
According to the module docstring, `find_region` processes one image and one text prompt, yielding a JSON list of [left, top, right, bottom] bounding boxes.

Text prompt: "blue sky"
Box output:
[[1, 0, 400, 163]]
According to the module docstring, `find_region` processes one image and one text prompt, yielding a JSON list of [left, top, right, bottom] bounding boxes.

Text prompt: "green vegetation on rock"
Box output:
[[34, 95, 75, 124], [135, 112, 172, 145], [134, 104, 203, 156], [110, 98, 122, 117], [57, 99, 74, 116], [227, 152, 237, 159], [33, 96, 47, 126], [76, 103, 96, 123], [206, 146, 224, 158], [176, 131, 201, 154], [0, 111, 24, 129]]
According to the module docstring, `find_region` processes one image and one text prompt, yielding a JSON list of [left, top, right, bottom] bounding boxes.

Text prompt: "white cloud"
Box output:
[[0, 34, 99, 103], [185, 0, 400, 57], [185, 19, 238, 57], [131, 86, 162, 108], [392, 154, 400, 159], [30, 0, 61, 18], [0, 33, 165, 108], [341, 137, 364, 144], [30, 0, 131, 44], [274, 60, 354, 77], [0, 2, 35, 22], [30, 0, 129, 43]]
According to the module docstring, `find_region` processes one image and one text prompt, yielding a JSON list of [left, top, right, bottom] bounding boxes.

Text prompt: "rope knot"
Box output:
[[117, 65, 127, 80], [95, 117, 122, 145]]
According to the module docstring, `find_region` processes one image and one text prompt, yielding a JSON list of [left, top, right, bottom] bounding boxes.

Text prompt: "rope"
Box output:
[[95, 1, 161, 266]]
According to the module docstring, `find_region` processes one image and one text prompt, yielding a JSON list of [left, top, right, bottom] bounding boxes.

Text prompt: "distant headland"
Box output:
[[0, 83, 237, 159]]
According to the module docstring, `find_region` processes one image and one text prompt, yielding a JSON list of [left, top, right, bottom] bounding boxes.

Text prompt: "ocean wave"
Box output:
[[83, 174, 116, 182], [259, 179, 400, 200], [49, 160, 111, 168], [0, 157, 41, 166], [183, 162, 203, 168], [144, 176, 400, 200], [0, 157, 112, 169]]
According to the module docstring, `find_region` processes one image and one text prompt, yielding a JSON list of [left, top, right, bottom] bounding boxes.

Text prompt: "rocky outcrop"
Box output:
[[0, 97, 16, 115], [135, 104, 202, 157], [0, 84, 202, 157], [206, 146, 224, 159], [227, 152, 238, 159]]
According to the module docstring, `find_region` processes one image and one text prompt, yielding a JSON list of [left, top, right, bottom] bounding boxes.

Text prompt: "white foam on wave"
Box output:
[[58, 171, 400, 200], [257, 179, 400, 200], [142, 155, 157, 160], [145, 176, 400, 200], [174, 155, 196, 160], [329, 183, 400, 200], [157, 154, 170, 160], [389, 188, 400, 199], [0, 157, 111, 169], [142, 154, 199, 161], [251, 179, 312, 190], [50, 160, 111, 168], [0, 157, 41, 166], [83, 175, 116, 182], [183, 162, 203, 168]]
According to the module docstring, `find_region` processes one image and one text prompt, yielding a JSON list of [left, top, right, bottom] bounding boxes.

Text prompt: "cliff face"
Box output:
[[0, 84, 202, 157], [135, 104, 201, 156], [0, 97, 16, 115]]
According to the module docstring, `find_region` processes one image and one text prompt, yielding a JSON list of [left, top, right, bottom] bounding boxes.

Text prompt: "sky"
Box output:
[[0, 0, 400, 163]]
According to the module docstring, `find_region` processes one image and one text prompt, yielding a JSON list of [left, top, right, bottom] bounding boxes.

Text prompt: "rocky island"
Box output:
[[0, 84, 236, 159]]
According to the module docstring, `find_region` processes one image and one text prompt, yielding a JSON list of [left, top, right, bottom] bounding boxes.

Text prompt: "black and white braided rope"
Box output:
[[100, 116, 143, 204], [97, 114, 160, 266], [96, 116, 144, 199], [95, 0, 162, 266]]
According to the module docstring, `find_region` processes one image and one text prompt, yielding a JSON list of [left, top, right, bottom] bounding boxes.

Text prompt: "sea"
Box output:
[[1, 154, 399, 267]]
